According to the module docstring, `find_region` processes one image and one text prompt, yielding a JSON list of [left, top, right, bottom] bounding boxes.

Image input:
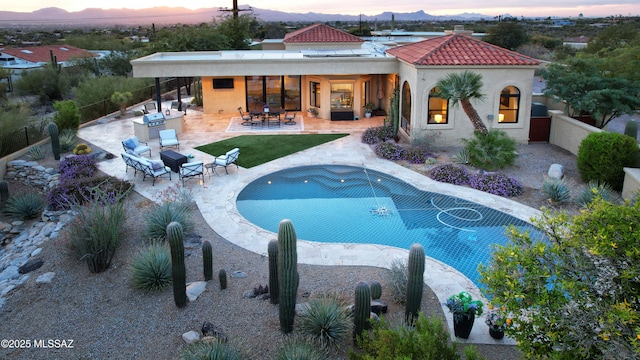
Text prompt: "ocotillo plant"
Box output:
[[167, 221, 187, 308], [268, 239, 279, 305], [0, 181, 8, 205], [219, 269, 227, 290], [405, 243, 425, 324], [202, 241, 213, 281], [354, 281, 371, 341], [277, 219, 299, 333], [47, 123, 60, 160], [370, 281, 382, 300]]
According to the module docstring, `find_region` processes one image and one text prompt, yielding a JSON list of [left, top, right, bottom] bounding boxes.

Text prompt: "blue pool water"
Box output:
[[236, 165, 541, 286]]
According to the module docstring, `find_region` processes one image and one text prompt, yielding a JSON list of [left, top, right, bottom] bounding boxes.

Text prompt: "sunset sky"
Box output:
[[4, 0, 639, 17]]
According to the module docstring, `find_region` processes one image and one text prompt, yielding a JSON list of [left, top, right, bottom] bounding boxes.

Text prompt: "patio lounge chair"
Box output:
[[211, 148, 240, 175], [121, 152, 171, 185], [159, 129, 180, 151], [179, 161, 204, 185], [122, 136, 151, 157], [284, 111, 297, 125], [238, 107, 252, 125]]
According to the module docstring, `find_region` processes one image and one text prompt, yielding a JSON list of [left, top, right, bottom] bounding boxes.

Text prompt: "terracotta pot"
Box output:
[[453, 314, 475, 339]]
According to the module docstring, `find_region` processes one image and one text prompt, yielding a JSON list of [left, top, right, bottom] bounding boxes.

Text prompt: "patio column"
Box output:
[[155, 77, 162, 112], [176, 77, 182, 111]]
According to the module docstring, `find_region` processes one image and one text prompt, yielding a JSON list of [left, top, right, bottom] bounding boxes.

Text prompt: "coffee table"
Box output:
[[160, 150, 187, 173]]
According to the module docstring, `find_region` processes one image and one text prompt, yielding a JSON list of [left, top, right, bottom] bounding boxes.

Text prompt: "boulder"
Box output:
[[36, 272, 55, 284], [19, 258, 44, 274], [371, 299, 388, 315], [548, 163, 564, 179], [182, 331, 200, 344], [186, 281, 207, 301]]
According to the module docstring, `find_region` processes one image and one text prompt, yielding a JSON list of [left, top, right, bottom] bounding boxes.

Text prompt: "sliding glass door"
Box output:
[[246, 76, 300, 112]]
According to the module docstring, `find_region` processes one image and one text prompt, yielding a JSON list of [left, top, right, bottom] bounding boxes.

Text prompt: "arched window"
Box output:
[[499, 86, 520, 123], [401, 81, 411, 132], [428, 87, 448, 124]]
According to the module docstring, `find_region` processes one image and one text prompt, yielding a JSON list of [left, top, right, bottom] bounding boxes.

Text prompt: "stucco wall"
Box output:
[[202, 76, 247, 115], [622, 168, 640, 199], [548, 110, 602, 155], [403, 66, 536, 146]]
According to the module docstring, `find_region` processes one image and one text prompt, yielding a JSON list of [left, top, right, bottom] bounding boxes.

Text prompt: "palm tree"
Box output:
[[435, 70, 489, 136]]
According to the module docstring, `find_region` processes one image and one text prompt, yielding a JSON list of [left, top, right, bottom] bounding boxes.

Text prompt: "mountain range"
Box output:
[[0, 6, 494, 27]]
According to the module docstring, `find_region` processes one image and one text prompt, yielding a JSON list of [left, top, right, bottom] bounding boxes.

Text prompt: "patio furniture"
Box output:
[[179, 161, 204, 185], [159, 129, 180, 151], [121, 152, 171, 185], [238, 107, 252, 125], [211, 148, 240, 175], [172, 101, 189, 115], [122, 136, 151, 157], [267, 112, 281, 128], [160, 149, 188, 173], [284, 112, 297, 125], [143, 102, 157, 114]]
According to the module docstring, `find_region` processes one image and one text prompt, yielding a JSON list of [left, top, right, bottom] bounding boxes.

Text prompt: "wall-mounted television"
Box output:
[[213, 78, 234, 89]]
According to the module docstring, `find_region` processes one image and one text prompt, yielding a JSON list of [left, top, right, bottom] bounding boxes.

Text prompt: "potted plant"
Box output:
[[307, 107, 318, 118], [444, 291, 484, 339], [485, 308, 509, 339], [364, 102, 376, 118]]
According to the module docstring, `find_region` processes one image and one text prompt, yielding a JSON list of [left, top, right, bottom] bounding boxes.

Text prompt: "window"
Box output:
[[499, 86, 520, 123], [213, 78, 234, 89], [330, 83, 353, 109], [310, 81, 320, 108], [401, 81, 411, 132], [428, 87, 448, 124], [246, 76, 301, 112]]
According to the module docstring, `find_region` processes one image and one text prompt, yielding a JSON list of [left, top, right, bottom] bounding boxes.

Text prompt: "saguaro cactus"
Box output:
[[47, 123, 60, 160], [0, 181, 8, 205], [277, 219, 299, 333], [354, 281, 371, 341], [219, 269, 227, 290], [405, 243, 425, 324], [167, 221, 187, 308], [370, 281, 382, 300], [268, 239, 279, 305], [202, 241, 213, 281]]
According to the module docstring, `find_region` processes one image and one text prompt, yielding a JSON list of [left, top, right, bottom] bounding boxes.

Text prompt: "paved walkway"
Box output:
[[79, 103, 539, 344]]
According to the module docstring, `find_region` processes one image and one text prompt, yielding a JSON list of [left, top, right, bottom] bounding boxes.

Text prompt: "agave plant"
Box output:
[[541, 177, 572, 203], [575, 180, 618, 208]]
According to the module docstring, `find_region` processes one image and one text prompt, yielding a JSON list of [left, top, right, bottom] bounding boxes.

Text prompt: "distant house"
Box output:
[[132, 23, 540, 145], [0, 44, 97, 70]]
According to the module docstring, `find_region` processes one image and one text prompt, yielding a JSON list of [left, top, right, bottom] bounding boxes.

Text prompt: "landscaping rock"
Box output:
[[19, 258, 44, 274], [548, 163, 564, 179], [231, 271, 247, 278], [182, 330, 200, 344], [201, 321, 227, 342], [36, 272, 56, 284], [371, 299, 388, 315], [186, 281, 207, 301]]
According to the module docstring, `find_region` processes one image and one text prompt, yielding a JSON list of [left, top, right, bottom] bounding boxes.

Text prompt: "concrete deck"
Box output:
[[79, 101, 539, 345]]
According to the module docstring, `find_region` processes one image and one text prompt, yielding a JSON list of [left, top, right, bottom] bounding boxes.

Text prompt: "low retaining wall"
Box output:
[[548, 110, 603, 156], [622, 168, 640, 199]]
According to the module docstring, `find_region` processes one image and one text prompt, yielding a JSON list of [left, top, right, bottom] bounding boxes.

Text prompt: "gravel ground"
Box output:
[[0, 142, 585, 360]]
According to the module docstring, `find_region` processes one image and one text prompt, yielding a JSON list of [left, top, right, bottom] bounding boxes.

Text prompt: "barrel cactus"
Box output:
[[47, 122, 60, 160], [202, 241, 213, 281], [354, 281, 371, 341], [405, 243, 425, 324], [268, 239, 279, 305], [370, 281, 382, 300], [219, 269, 227, 290], [0, 181, 8, 205], [167, 221, 187, 308], [277, 219, 299, 333]]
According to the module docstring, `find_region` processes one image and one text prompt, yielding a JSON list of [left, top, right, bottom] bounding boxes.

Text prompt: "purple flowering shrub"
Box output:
[[48, 176, 133, 210], [469, 172, 523, 197], [361, 125, 394, 145], [59, 155, 97, 183], [405, 143, 435, 164], [374, 142, 405, 161], [430, 164, 470, 185]]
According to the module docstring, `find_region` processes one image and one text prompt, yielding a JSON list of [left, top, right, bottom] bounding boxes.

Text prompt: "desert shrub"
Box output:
[[404, 143, 435, 164], [361, 125, 394, 145], [2, 192, 45, 220], [59, 129, 77, 152], [374, 142, 405, 161], [145, 201, 194, 240], [130, 242, 172, 292], [469, 172, 523, 197], [461, 130, 518, 170], [388, 258, 408, 304], [541, 177, 571, 203], [298, 293, 353, 346], [452, 148, 470, 164], [73, 143, 92, 155], [47, 175, 133, 210], [59, 155, 98, 183], [430, 164, 470, 185], [352, 313, 477, 360], [14, 65, 70, 102], [577, 132, 639, 192], [273, 336, 327, 360], [575, 180, 618, 208], [27, 145, 46, 160], [68, 188, 127, 273], [53, 100, 81, 131], [182, 340, 245, 360]]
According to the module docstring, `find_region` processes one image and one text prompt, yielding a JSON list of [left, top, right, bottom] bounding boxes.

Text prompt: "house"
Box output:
[[131, 23, 540, 145], [0, 44, 97, 69]]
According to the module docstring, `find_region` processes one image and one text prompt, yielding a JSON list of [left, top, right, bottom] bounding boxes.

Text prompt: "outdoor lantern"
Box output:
[[165, 109, 170, 116]]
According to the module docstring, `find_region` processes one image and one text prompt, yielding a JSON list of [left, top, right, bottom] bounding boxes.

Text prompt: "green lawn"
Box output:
[[195, 134, 349, 168]]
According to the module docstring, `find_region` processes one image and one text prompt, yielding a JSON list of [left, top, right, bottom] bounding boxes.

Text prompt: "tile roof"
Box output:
[[1, 44, 96, 64], [284, 23, 364, 43], [386, 34, 540, 66]]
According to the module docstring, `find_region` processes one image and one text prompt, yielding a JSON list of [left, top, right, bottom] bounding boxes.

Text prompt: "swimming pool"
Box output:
[[236, 165, 541, 286]]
